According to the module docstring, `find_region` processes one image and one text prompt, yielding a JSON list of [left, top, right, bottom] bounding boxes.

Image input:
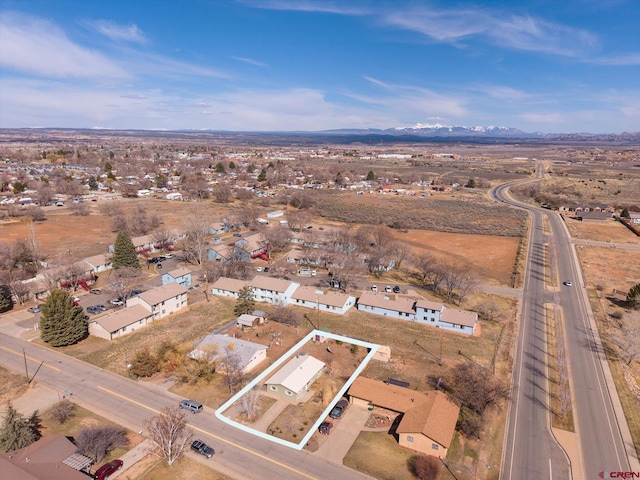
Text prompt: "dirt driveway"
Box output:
[[315, 405, 371, 464]]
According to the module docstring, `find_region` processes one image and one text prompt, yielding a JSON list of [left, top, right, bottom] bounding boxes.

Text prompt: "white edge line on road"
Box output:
[[214, 329, 379, 450]]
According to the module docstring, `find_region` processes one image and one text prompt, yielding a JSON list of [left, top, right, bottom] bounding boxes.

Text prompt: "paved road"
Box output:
[[0, 334, 371, 480], [495, 167, 637, 479]]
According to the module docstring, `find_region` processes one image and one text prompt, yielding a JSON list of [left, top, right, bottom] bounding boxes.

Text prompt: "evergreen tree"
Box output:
[[0, 403, 40, 452], [621, 207, 630, 218], [627, 283, 640, 309], [129, 348, 161, 378], [257, 169, 267, 182], [234, 286, 255, 316], [40, 289, 88, 347], [0, 285, 12, 313], [88, 176, 99, 190], [112, 231, 140, 270], [366, 170, 375, 181]]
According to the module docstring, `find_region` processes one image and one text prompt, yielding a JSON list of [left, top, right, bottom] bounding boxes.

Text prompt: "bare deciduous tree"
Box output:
[[180, 205, 213, 265], [613, 313, 640, 366], [238, 390, 260, 422], [447, 363, 509, 415], [144, 407, 192, 467], [9, 281, 32, 305], [220, 347, 245, 393], [76, 425, 128, 463], [213, 185, 233, 203]]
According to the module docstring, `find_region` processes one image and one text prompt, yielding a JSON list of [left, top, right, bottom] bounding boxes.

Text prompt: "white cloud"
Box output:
[[85, 20, 147, 44], [474, 85, 532, 101], [238, 0, 370, 16], [0, 12, 129, 79], [520, 112, 564, 123], [231, 56, 269, 68]]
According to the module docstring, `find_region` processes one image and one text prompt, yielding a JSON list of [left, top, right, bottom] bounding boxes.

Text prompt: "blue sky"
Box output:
[[1, 0, 638, 133]]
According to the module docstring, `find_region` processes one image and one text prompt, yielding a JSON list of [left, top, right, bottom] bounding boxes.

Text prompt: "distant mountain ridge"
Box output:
[[320, 123, 639, 141]]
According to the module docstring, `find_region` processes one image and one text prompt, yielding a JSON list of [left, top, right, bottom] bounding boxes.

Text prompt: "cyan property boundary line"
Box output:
[[215, 329, 380, 450]]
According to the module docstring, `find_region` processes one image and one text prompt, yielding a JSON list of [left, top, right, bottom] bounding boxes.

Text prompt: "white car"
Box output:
[[371, 285, 378, 292], [256, 267, 263, 272], [563, 280, 573, 287]]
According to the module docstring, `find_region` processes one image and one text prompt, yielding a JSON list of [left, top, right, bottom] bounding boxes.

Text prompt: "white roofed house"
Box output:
[[236, 313, 265, 328], [290, 285, 356, 315], [250, 275, 299, 306], [189, 334, 267, 374], [211, 277, 249, 298], [415, 299, 445, 325], [126, 282, 188, 320], [265, 354, 325, 401]]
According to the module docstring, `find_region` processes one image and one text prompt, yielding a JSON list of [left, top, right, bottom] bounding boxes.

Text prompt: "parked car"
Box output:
[[311, 270, 317, 277], [147, 257, 162, 264], [110, 298, 124, 306], [93, 459, 123, 480], [89, 288, 101, 295], [263, 267, 270, 272], [87, 306, 102, 315], [28, 305, 41, 314], [256, 267, 263, 272], [393, 285, 400, 294], [161, 253, 175, 259], [96, 304, 108, 311], [319, 421, 333, 435], [385, 285, 392, 293], [371, 285, 378, 292], [233, 233, 242, 237], [329, 399, 349, 419], [191, 440, 214, 458], [129, 289, 144, 297]]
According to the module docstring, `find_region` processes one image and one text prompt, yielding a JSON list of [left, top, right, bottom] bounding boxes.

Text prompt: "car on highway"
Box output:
[[28, 305, 41, 314], [179, 399, 203, 414], [191, 440, 214, 458], [329, 399, 349, 419], [563, 280, 573, 287], [93, 459, 123, 480]]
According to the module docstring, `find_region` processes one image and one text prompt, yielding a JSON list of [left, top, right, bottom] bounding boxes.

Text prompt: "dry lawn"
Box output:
[[135, 455, 233, 480], [565, 218, 640, 244], [575, 246, 640, 294]]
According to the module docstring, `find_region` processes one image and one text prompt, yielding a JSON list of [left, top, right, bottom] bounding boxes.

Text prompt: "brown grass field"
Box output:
[[565, 218, 640, 245]]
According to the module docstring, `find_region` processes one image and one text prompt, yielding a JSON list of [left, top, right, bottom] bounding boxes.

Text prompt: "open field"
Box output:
[[564, 217, 640, 244], [316, 192, 527, 237], [575, 246, 640, 294]]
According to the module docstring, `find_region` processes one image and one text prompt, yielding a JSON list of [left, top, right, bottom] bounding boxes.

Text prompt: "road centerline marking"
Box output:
[[97, 386, 317, 480], [0, 346, 61, 372]]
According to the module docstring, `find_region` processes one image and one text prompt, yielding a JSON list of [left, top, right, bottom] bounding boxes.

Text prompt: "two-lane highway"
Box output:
[[0, 336, 371, 480]]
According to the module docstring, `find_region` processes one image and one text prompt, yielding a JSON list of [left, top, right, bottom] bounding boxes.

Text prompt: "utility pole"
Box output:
[[23, 349, 29, 383]]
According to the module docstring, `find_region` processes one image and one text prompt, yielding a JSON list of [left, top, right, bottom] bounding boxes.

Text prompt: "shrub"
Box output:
[[409, 454, 442, 480], [48, 400, 76, 424]]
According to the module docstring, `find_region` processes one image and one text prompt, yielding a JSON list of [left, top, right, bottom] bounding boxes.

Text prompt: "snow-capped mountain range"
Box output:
[[390, 123, 535, 137]]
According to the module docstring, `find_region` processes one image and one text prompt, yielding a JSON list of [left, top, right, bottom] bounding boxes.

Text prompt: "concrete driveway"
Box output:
[[315, 405, 371, 464]]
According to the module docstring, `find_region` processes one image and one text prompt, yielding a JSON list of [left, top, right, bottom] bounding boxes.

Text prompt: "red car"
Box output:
[[94, 459, 123, 480]]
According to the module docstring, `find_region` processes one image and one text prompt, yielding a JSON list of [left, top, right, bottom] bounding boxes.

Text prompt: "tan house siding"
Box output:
[[398, 433, 447, 459]]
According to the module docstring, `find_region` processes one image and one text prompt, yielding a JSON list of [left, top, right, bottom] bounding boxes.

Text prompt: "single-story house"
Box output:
[[290, 285, 356, 314], [83, 253, 112, 273], [236, 313, 265, 328], [348, 377, 459, 459], [89, 304, 154, 340], [126, 282, 188, 319], [161, 266, 192, 288], [211, 277, 249, 298], [189, 334, 267, 374], [207, 245, 233, 262], [0, 434, 93, 480], [575, 211, 612, 222], [265, 354, 325, 401]]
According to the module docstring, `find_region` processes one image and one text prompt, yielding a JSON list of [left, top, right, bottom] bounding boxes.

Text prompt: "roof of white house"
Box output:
[[189, 334, 266, 369], [211, 277, 249, 293], [358, 291, 416, 314], [132, 234, 154, 247], [291, 285, 353, 308], [266, 354, 325, 394], [440, 308, 478, 328], [83, 253, 111, 268], [251, 275, 296, 293], [92, 305, 151, 334], [166, 266, 191, 278], [236, 314, 261, 326], [137, 282, 187, 306]]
